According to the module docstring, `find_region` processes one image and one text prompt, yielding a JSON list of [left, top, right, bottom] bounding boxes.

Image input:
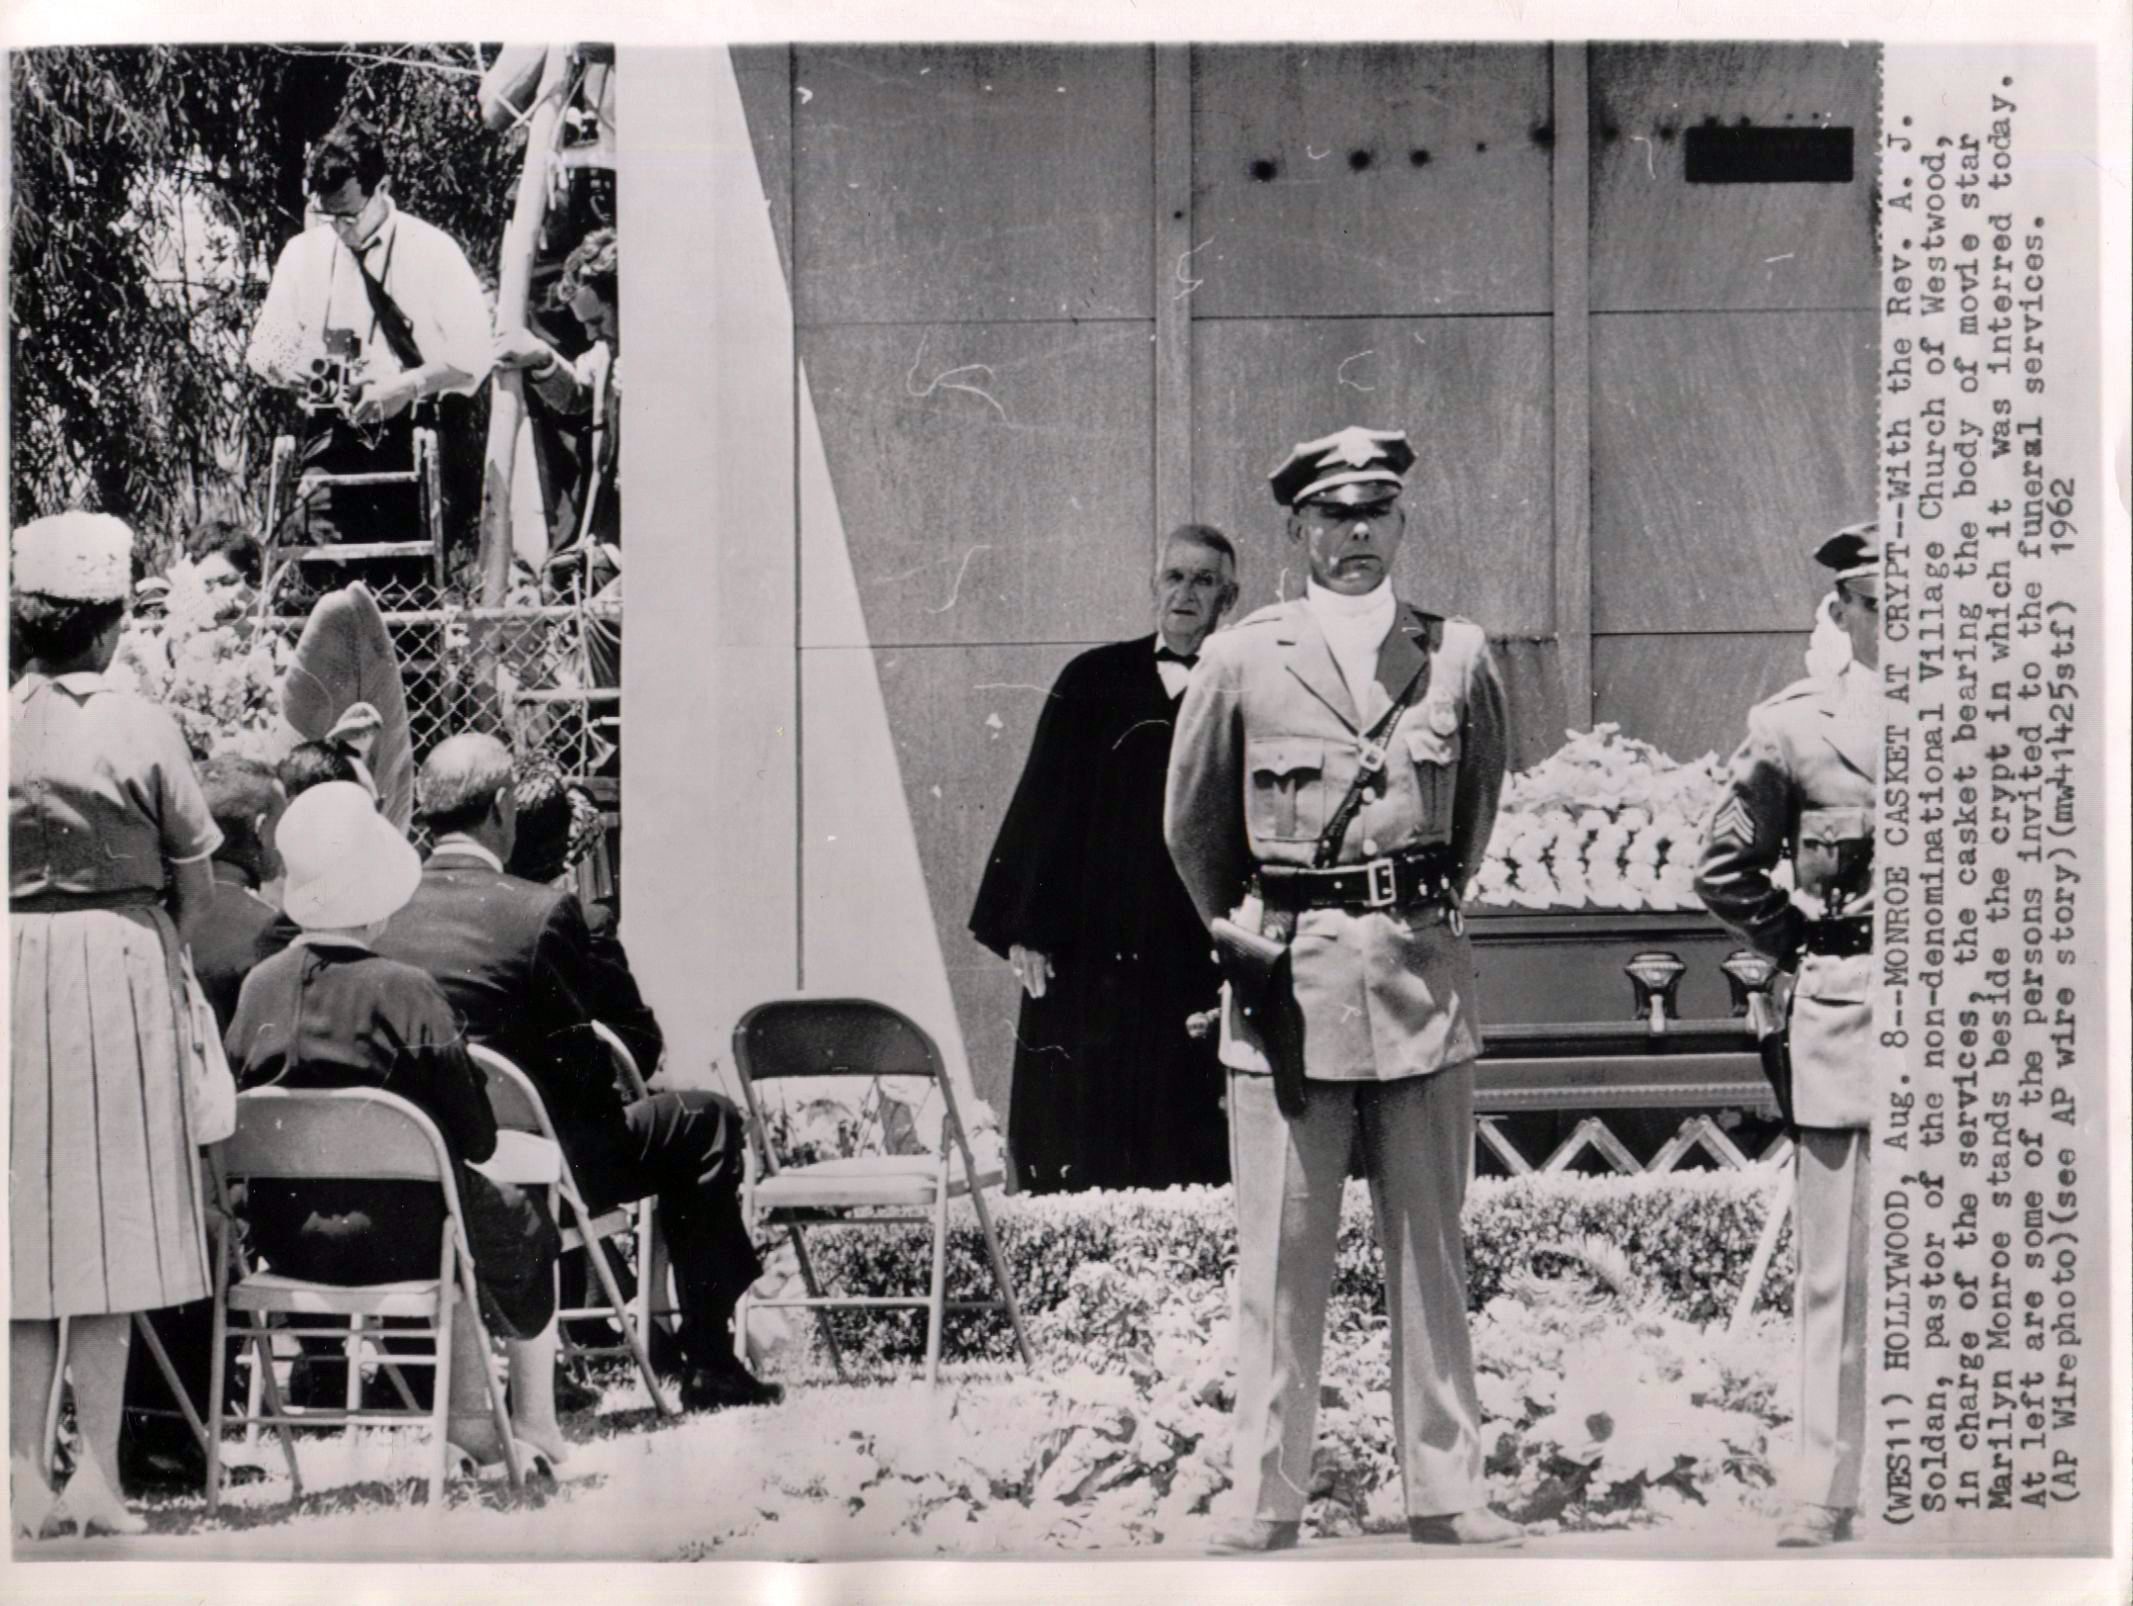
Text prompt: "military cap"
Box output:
[[1269, 426, 1416, 508], [1814, 521, 1880, 596]]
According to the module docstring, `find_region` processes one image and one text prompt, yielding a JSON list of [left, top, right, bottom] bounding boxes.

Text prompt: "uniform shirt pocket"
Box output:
[[1403, 726, 1462, 843], [1794, 805, 1874, 905], [1246, 738, 1327, 842]]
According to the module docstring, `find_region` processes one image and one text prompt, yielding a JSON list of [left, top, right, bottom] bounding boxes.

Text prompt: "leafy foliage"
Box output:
[[729, 1197, 1796, 1550], [9, 45, 523, 563], [751, 1170, 1795, 1375]]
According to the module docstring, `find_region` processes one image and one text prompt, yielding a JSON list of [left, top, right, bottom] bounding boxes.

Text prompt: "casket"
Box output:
[[1467, 906, 1784, 1175]]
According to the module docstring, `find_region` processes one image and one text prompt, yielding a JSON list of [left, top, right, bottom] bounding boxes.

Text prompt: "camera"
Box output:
[[302, 328, 365, 411]]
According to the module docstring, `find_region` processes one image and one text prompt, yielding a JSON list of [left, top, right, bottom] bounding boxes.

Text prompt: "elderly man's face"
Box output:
[[1291, 492, 1406, 597], [1152, 538, 1236, 655]]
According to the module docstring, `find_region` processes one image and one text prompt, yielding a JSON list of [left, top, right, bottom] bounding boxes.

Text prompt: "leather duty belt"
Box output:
[[1802, 915, 1874, 958], [1259, 845, 1460, 918]]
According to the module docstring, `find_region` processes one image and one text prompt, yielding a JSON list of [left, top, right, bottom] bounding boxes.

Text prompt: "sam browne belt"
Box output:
[[1259, 842, 1460, 918]]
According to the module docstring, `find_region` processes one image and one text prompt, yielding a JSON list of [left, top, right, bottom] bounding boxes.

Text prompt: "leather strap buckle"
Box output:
[[1355, 737, 1387, 775], [1365, 858, 1398, 908]]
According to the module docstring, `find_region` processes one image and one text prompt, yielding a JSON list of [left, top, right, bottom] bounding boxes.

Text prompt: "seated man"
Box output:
[[374, 733, 778, 1411]]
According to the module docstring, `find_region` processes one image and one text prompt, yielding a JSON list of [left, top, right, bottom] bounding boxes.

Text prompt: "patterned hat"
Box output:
[[1268, 427, 1416, 508], [1814, 521, 1880, 596], [12, 512, 134, 602]]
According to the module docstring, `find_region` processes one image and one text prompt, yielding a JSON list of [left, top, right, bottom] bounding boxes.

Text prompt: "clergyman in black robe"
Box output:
[[970, 526, 1240, 1194]]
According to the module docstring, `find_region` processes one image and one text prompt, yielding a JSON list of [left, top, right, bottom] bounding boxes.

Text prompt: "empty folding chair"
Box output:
[[730, 998, 1035, 1386]]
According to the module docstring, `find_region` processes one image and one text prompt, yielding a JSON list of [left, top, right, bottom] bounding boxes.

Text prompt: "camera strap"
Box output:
[[346, 227, 427, 374]]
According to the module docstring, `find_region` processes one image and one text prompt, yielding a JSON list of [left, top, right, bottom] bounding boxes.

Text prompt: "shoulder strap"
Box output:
[[348, 230, 427, 373], [1309, 642, 1434, 869]]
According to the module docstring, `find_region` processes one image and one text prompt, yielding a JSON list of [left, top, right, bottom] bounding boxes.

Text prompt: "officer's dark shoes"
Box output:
[[678, 1355, 784, 1413], [1409, 1507, 1524, 1547], [1775, 1503, 1853, 1547], [1205, 1518, 1300, 1555]]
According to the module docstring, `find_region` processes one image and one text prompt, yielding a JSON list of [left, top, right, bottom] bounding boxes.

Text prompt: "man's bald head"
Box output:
[[419, 732, 518, 840]]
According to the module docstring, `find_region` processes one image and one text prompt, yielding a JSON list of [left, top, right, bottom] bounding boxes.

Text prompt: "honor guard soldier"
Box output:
[[1695, 521, 1885, 1548], [1165, 426, 1520, 1553]]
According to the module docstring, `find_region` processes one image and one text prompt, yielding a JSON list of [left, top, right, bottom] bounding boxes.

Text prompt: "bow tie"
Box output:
[[1155, 647, 1198, 668]]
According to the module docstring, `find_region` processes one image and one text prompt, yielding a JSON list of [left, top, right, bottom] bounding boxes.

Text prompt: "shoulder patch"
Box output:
[[1708, 795, 1757, 848]]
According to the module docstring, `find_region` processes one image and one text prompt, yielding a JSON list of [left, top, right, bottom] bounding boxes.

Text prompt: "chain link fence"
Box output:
[[261, 560, 620, 801]]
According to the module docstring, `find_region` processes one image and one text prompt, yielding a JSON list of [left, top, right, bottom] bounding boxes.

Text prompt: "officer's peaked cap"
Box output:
[[1269, 427, 1415, 508]]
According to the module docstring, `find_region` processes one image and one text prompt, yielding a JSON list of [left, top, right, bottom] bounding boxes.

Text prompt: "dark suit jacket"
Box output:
[[371, 845, 665, 1158], [192, 861, 280, 1034]]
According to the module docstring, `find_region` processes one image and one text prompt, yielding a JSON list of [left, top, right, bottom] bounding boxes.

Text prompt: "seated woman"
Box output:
[[224, 781, 567, 1469]]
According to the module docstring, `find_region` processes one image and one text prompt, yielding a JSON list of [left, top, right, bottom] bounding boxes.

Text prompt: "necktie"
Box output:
[[1155, 648, 1198, 669]]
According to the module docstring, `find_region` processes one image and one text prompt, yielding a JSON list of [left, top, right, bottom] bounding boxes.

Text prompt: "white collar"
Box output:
[[342, 195, 398, 254], [1305, 578, 1397, 623], [431, 833, 504, 873], [290, 930, 373, 954], [13, 669, 109, 700]]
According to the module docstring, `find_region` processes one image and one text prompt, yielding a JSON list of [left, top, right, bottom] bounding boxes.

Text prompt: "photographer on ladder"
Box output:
[[246, 115, 491, 560]]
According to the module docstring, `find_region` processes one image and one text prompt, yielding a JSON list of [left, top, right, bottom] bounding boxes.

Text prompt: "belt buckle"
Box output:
[[1364, 857, 1398, 908], [1356, 737, 1387, 774]]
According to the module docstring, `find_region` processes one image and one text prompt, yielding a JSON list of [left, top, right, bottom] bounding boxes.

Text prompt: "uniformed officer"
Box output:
[[1165, 426, 1520, 1553], [1694, 522, 1884, 1547]]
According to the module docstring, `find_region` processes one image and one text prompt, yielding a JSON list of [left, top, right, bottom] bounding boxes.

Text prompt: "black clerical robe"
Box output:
[[971, 635, 1227, 1194]]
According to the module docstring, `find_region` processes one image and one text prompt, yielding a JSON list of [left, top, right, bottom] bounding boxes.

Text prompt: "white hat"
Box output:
[[278, 781, 420, 931], [12, 512, 135, 602]]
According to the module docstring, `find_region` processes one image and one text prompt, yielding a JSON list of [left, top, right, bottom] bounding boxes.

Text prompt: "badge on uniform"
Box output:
[[1427, 702, 1459, 738], [1709, 795, 1755, 848]]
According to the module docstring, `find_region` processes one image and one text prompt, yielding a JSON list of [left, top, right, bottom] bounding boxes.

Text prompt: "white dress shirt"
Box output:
[[246, 199, 492, 396], [430, 832, 504, 872], [1305, 578, 1398, 720], [1154, 636, 1197, 700]]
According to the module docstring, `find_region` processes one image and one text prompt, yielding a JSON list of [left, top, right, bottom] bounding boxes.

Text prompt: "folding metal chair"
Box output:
[[205, 1087, 525, 1511], [471, 1042, 677, 1416], [730, 999, 1035, 1386]]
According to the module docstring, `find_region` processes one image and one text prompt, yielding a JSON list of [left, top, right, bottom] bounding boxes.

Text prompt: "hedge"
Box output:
[[750, 1169, 1794, 1373]]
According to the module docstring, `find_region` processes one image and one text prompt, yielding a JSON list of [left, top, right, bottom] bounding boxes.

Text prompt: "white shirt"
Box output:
[[1153, 636, 1195, 700], [247, 200, 492, 396], [431, 832, 504, 873], [1305, 579, 1398, 719]]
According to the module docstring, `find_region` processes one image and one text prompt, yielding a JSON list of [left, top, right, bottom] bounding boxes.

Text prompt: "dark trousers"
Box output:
[[287, 394, 479, 559], [567, 1089, 762, 1368]]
